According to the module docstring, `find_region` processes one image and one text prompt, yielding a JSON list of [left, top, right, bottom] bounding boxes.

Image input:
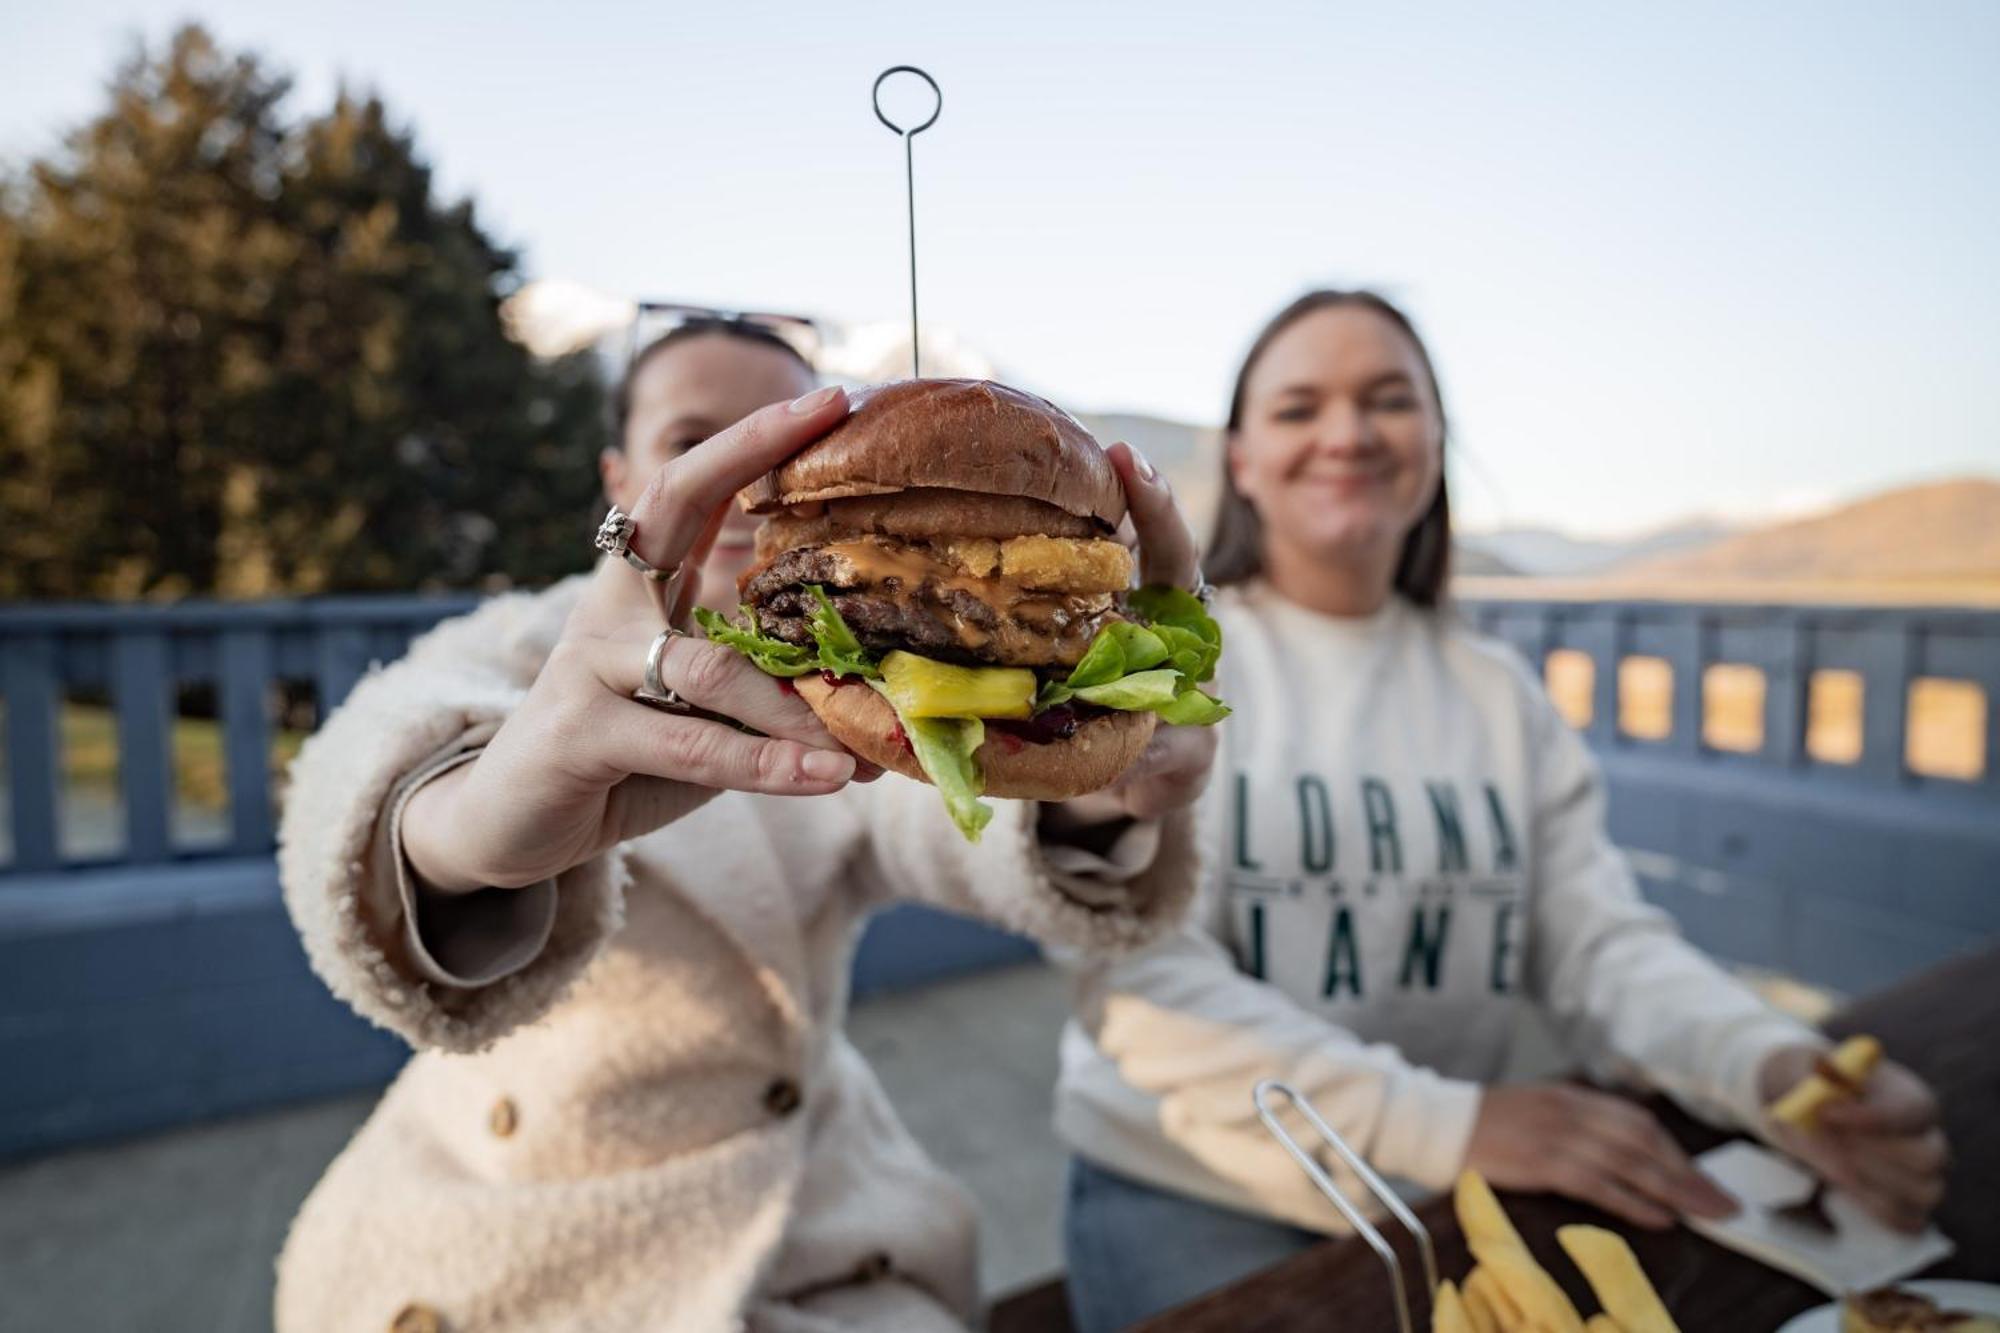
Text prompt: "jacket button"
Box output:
[[390, 1303, 444, 1333], [763, 1077, 802, 1117], [854, 1251, 892, 1281], [489, 1097, 518, 1138]]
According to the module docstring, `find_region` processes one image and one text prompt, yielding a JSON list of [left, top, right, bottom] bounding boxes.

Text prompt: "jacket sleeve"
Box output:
[[1515, 668, 1820, 1132], [1064, 899, 1483, 1207], [277, 589, 627, 1055], [841, 776, 1201, 957]]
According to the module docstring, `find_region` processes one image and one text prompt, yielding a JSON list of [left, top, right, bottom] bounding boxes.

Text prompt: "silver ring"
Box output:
[[596, 505, 691, 625], [595, 505, 687, 583], [634, 629, 694, 713], [1190, 568, 1216, 608]]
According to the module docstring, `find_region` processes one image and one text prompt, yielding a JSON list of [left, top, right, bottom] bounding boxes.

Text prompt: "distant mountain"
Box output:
[[1453, 544, 1523, 577], [1071, 412, 1217, 470], [1072, 411, 1225, 530], [1461, 518, 1738, 578], [1620, 477, 2000, 583]]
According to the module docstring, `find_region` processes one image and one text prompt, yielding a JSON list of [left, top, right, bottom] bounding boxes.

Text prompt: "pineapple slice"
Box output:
[[880, 651, 1036, 719]]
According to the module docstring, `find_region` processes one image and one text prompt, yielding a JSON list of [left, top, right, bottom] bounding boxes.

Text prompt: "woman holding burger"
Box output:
[[273, 317, 1217, 1333], [1053, 290, 1949, 1331]]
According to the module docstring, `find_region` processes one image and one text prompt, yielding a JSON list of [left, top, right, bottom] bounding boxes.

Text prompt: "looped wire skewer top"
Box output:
[[871, 66, 941, 378], [872, 65, 942, 136]]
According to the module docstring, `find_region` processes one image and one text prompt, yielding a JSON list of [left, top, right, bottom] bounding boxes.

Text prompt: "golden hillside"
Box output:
[[1620, 476, 2000, 583]]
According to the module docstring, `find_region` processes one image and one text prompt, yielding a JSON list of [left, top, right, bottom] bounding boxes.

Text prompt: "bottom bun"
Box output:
[[796, 675, 1157, 801]]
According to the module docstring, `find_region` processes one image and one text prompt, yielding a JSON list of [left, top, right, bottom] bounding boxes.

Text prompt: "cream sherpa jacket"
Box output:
[[274, 576, 1196, 1333]]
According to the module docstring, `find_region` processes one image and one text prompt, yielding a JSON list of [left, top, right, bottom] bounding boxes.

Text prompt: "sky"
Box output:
[[3, 1, 1997, 536]]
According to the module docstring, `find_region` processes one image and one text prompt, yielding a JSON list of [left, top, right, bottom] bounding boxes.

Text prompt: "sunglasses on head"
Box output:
[[626, 301, 822, 369]]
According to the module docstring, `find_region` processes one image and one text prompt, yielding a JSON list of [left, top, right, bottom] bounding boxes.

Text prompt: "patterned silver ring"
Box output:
[[596, 504, 691, 626], [595, 505, 686, 585]]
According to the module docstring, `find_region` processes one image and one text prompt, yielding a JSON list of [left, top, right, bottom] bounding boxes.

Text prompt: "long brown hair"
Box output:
[[1206, 290, 1451, 606]]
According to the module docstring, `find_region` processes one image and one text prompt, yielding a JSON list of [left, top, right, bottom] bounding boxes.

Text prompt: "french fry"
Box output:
[[1461, 1266, 1506, 1333], [1464, 1264, 1520, 1320], [1557, 1226, 1680, 1333], [1586, 1317, 1624, 1333], [1456, 1170, 1530, 1254], [1434, 1279, 1476, 1333], [1476, 1244, 1588, 1333], [1768, 1034, 1881, 1130], [1456, 1171, 1586, 1333]]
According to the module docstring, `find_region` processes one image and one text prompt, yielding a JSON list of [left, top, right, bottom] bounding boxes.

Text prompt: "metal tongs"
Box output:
[[1254, 1079, 1439, 1333]]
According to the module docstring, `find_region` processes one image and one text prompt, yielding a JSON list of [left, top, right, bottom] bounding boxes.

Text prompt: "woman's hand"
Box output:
[[1465, 1083, 1739, 1230], [1759, 1044, 1947, 1234], [1053, 441, 1220, 825], [403, 385, 866, 893]]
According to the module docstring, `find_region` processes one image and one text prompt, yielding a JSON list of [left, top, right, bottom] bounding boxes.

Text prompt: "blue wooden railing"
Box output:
[[0, 596, 479, 872], [2, 593, 1996, 1156]]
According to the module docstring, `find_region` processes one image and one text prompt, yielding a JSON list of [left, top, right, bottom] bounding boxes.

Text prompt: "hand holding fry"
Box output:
[[1760, 1039, 1947, 1234]]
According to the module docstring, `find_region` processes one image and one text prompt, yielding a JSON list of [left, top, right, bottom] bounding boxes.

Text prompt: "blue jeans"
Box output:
[[1063, 1157, 1319, 1332]]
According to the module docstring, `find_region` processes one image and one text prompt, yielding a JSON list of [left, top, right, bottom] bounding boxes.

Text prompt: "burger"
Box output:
[[1843, 1287, 2000, 1332], [696, 378, 1227, 839]]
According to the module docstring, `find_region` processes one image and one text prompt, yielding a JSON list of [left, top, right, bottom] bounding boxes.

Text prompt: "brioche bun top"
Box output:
[[740, 379, 1126, 531]]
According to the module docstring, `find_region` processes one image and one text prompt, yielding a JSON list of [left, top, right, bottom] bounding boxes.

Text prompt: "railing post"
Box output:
[[1856, 617, 1915, 785], [1982, 650, 2000, 797], [219, 626, 275, 855], [1765, 613, 1808, 769], [1585, 609, 1622, 748], [2, 633, 63, 871], [112, 630, 173, 863], [1669, 612, 1703, 758], [313, 625, 371, 716]]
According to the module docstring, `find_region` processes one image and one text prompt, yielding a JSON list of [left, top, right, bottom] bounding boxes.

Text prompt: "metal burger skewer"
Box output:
[[871, 66, 941, 379], [1254, 1079, 1440, 1333]]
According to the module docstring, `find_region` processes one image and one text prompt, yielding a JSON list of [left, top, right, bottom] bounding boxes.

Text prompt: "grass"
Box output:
[[49, 703, 307, 811]]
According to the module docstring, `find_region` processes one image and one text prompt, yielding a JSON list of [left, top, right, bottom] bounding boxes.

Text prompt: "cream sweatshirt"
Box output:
[[1053, 580, 1816, 1232]]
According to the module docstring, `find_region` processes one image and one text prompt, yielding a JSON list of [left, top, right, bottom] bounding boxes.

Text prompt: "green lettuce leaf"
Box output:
[[693, 605, 816, 677], [1035, 585, 1230, 722], [1070, 668, 1183, 711], [868, 681, 993, 841], [1068, 621, 1169, 688], [1151, 623, 1214, 684], [805, 585, 879, 679], [1127, 585, 1222, 683], [696, 586, 881, 681], [1154, 688, 1231, 726]]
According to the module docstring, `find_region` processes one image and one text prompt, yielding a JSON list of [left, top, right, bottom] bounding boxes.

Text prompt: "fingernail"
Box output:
[[802, 749, 855, 783], [1125, 443, 1158, 482], [788, 384, 843, 415], [1695, 1190, 1739, 1219]]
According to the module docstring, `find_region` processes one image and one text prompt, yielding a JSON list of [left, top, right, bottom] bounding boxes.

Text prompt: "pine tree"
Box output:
[[0, 25, 606, 599]]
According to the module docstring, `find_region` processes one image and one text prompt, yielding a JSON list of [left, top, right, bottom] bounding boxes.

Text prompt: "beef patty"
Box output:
[[743, 544, 1117, 670]]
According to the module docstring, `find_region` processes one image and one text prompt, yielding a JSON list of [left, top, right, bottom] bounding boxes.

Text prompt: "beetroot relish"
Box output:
[[987, 703, 1106, 745]]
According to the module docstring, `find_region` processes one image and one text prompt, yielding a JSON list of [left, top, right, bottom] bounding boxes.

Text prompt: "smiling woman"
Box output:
[[1050, 289, 1949, 1333], [1205, 290, 1451, 611]]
